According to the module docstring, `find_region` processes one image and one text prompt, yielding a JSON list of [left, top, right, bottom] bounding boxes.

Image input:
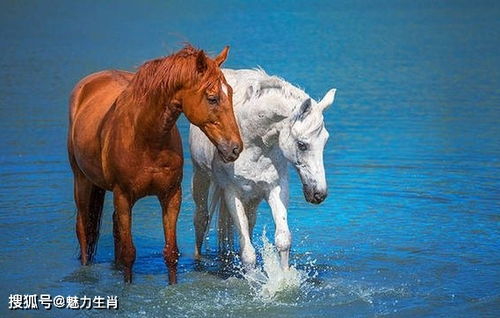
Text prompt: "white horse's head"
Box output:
[[279, 88, 336, 204]]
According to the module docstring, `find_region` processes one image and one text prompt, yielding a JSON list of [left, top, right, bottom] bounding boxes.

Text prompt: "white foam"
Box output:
[[242, 230, 309, 302]]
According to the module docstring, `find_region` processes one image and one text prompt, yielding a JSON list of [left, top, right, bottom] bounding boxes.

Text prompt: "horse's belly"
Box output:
[[110, 136, 184, 198], [150, 168, 183, 196], [238, 180, 265, 201], [126, 164, 182, 198]]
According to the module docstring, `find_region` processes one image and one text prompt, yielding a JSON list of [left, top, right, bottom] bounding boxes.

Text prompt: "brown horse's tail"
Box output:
[[82, 186, 106, 263]]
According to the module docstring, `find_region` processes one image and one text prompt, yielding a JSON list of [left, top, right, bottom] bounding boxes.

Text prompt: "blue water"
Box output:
[[1, 0, 499, 316]]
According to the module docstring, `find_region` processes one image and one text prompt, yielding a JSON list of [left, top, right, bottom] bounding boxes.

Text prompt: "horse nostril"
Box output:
[[232, 145, 241, 156], [314, 192, 325, 202]]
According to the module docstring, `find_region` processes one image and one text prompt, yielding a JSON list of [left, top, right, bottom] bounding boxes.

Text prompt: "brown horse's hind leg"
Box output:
[[112, 188, 136, 283], [73, 170, 105, 265], [160, 186, 182, 284]]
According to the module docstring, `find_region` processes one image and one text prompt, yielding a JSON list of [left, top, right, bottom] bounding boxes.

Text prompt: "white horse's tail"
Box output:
[[205, 184, 235, 254], [218, 194, 234, 253]]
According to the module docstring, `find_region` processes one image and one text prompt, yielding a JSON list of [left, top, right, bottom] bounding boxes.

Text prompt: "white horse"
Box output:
[[189, 68, 336, 269]]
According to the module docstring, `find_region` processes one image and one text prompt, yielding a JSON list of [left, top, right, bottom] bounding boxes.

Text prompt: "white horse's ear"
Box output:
[[318, 88, 336, 111], [295, 98, 312, 121]]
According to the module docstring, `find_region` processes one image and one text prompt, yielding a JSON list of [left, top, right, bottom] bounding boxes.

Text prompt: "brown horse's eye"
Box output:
[[207, 96, 219, 105]]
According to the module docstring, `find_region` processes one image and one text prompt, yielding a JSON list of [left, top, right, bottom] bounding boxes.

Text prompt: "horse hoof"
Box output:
[[168, 272, 177, 285], [123, 271, 132, 284]]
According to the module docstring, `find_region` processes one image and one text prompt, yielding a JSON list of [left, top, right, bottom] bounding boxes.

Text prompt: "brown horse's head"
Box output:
[[130, 45, 242, 162], [178, 47, 242, 162]]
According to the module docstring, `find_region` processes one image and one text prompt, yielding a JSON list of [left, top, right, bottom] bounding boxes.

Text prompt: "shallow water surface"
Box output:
[[1, 0, 499, 317]]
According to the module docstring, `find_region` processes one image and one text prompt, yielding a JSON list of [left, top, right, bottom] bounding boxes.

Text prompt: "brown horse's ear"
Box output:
[[215, 46, 230, 66], [196, 50, 208, 73]]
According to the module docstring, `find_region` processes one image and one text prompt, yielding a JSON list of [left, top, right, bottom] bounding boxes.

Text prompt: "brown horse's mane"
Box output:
[[128, 45, 220, 105]]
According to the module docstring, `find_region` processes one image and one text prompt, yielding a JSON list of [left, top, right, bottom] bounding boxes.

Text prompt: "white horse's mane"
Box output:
[[227, 68, 310, 110], [252, 68, 308, 100]]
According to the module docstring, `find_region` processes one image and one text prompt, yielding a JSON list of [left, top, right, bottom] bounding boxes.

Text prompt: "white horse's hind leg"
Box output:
[[223, 187, 256, 268], [267, 185, 291, 269], [192, 164, 211, 260]]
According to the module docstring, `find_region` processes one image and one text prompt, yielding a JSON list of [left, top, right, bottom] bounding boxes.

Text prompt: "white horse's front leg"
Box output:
[[224, 187, 256, 268], [267, 185, 291, 269]]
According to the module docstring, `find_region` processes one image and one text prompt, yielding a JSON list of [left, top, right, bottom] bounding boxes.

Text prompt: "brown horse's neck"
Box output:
[[112, 48, 205, 146], [114, 89, 183, 147], [140, 96, 182, 140]]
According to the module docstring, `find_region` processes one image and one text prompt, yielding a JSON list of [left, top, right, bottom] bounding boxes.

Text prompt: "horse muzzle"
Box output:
[[217, 141, 242, 163], [304, 187, 327, 204]]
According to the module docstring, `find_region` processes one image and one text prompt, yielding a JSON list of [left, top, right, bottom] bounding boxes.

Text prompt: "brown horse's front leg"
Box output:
[[113, 188, 136, 283], [160, 186, 182, 284], [112, 210, 121, 264]]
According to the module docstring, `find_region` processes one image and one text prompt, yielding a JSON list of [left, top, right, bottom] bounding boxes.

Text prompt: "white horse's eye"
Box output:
[[297, 141, 308, 151]]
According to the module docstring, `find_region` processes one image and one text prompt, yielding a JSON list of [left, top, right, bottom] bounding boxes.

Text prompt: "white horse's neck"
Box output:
[[223, 68, 308, 149]]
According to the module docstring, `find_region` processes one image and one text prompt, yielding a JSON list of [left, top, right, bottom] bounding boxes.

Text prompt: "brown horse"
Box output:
[[67, 45, 242, 284]]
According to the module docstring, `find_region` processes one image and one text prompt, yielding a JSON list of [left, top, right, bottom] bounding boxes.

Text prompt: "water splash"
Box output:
[[242, 230, 310, 302]]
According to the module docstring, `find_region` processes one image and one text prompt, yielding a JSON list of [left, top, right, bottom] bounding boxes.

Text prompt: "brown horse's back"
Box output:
[[68, 70, 134, 188], [69, 70, 133, 122]]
